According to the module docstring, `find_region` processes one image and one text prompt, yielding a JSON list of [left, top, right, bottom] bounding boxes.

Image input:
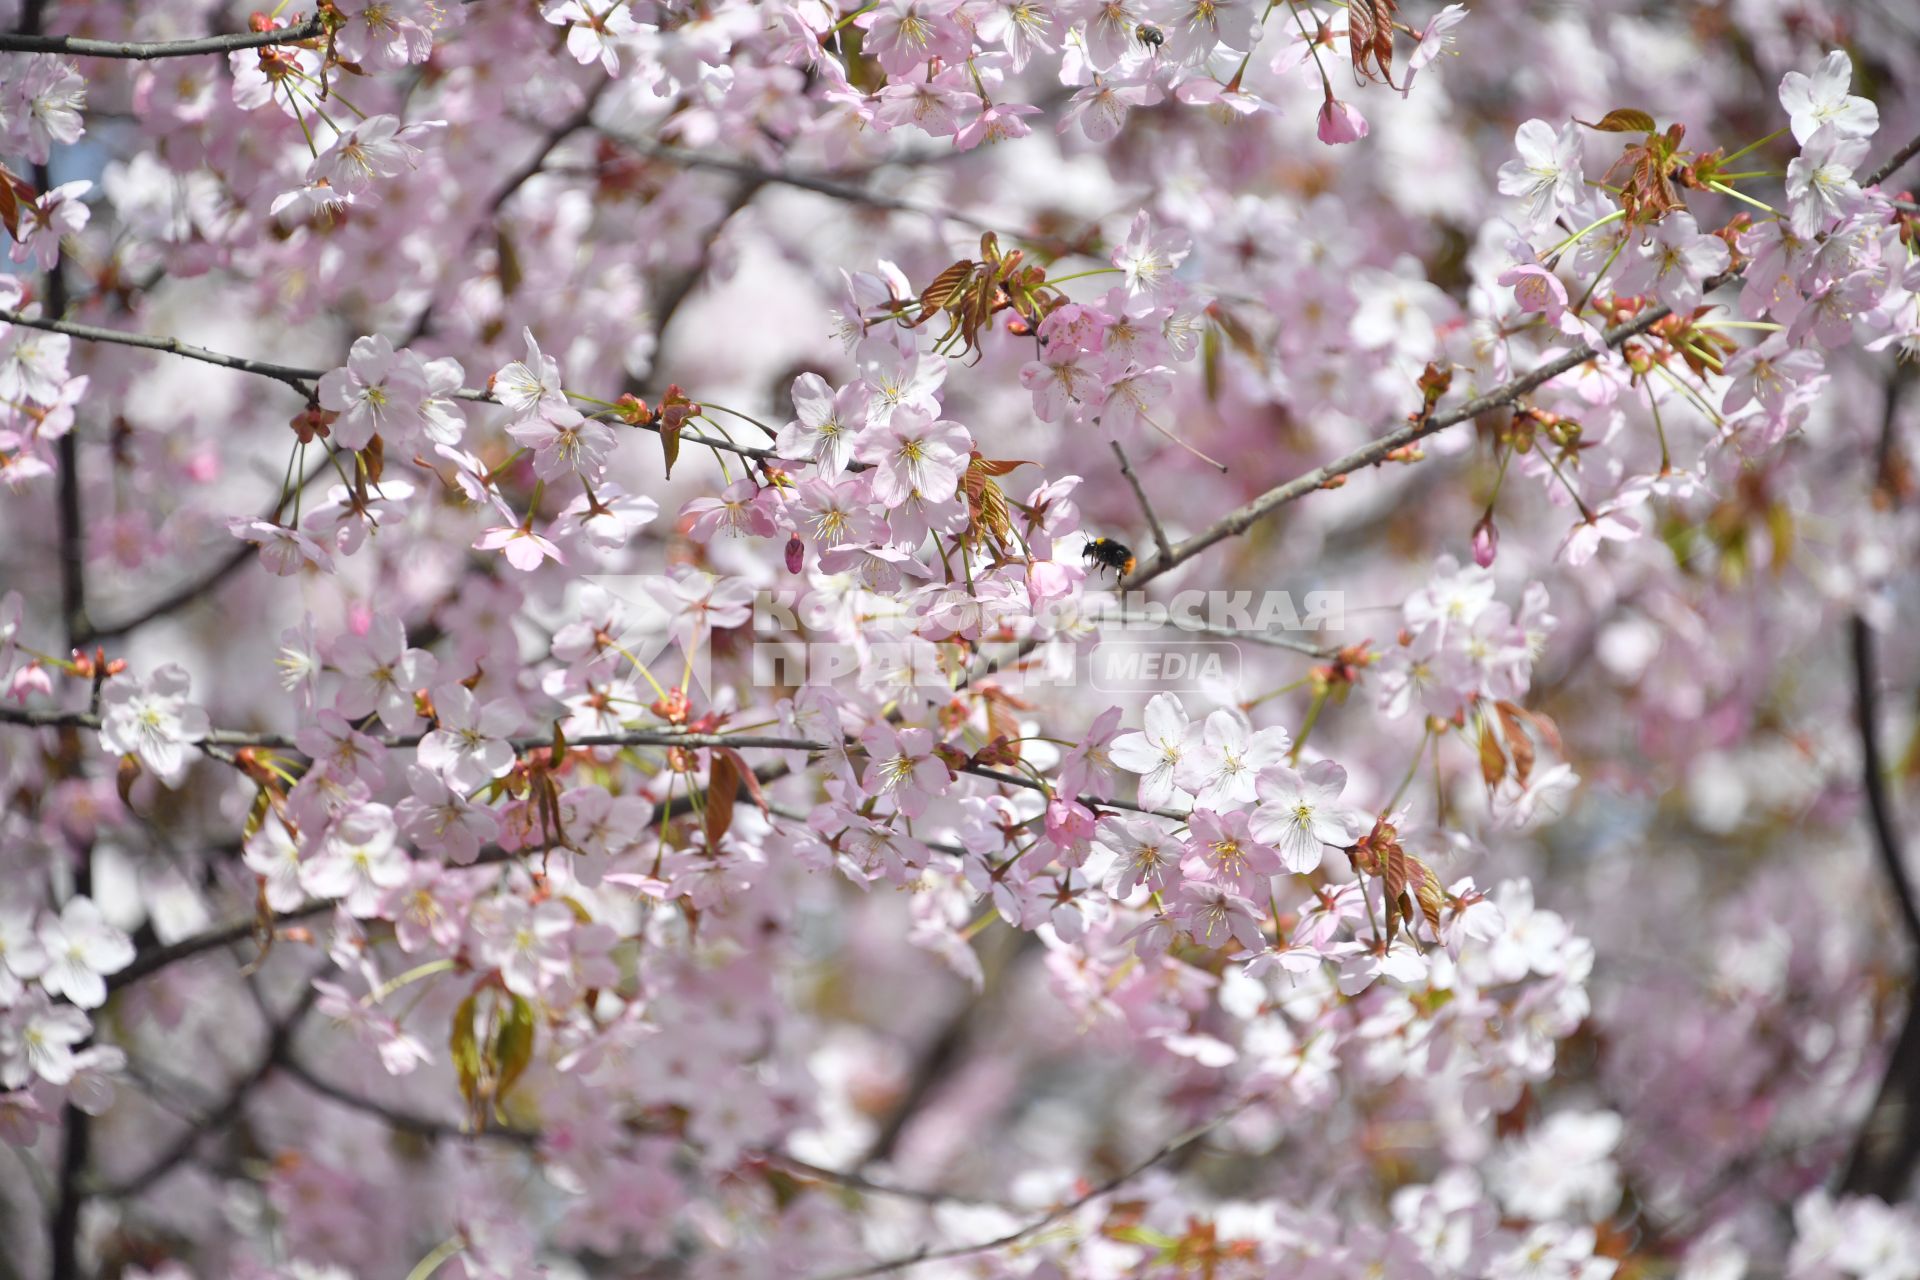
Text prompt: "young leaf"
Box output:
[[706, 749, 739, 848], [1578, 108, 1658, 133]]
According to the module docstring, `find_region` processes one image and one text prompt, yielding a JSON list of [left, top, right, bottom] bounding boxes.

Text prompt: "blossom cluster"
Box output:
[[2, 2, 1920, 1278]]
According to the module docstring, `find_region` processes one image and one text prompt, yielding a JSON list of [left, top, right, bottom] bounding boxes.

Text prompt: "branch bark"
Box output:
[[1115, 127, 1920, 589], [0, 16, 322, 60], [812, 1099, 1249, 1280], [1841, 368, 1920, 1200]]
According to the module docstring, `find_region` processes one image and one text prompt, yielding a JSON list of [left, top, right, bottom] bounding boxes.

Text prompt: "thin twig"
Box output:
[[1108, 440, 1172, 561], [605, 130, 1012, 242], [277, 1054, 539, 1146], [99, 982, 321, 1198], [81, 455, 332, 644], [0, 309, 786, 463], [0, 15, 322, 60], [105, 900, 330, 994], [1120, 301, 1686, 585], [402, 82, 611, 346], [1112, 127, 1920, 589], [809, 1099, 1248, 1280], [0, 308, 321, 396], [1, 705, 1189, 818], [1865, 133, 1920, 188], [756, 1152, 1017, 1208]]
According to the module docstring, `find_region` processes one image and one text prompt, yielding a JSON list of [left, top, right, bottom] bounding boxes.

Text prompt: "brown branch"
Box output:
[[401, 82, 611, 347], [0, 307, 788, 642], [0, 708, 1188, 819], [277, 1053, 538, 1146], [105, 900, 330, 994], [1852, 618, 1920, 949], [1842, 368, 1920, 1199], [99, 982, 321, 1199], [21, 57, 93, 1263], [1115, 127, 1920, 589], [81, 454, 333, 644], [810, 1099, 1248, 1280], [0, 15, 322, 59], [280, 1048, 1006, 1208], [1109, 440, 1172, 562], [603, 130, 1010, 241], [1866, 132, 1920, 188], [1120, 302, 1684, 586], [0, 307, 322, 396]]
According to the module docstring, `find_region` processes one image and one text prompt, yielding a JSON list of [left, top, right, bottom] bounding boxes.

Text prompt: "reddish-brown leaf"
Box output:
[[0, 165, 25, 241], [1578, 108, 1658, 134], [1478, 722, 1507, 787], [1494, 702, 1535, 787], [1501, 700, 1565, 757], [919, 259, 975, 315], [706, 750, 739, 849], [716, 746, 770, 816], [1346, 0, 1398, 84]]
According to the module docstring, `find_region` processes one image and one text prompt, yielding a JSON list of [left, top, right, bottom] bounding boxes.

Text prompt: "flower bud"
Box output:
[[1316, 96, 1370, 145], [1472, 511, 1499, 567]]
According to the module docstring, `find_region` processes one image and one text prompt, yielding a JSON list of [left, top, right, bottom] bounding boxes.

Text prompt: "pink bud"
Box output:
[[1471, 512, 1499, 567], [1316, 96, 1370, 145], [9, 662, 52, 702], [785, 533, 804, 575]]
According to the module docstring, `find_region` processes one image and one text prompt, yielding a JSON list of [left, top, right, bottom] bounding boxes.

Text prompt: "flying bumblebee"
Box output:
[[1083, 537, 1136, 579], [1134, 22, 1165, 47]]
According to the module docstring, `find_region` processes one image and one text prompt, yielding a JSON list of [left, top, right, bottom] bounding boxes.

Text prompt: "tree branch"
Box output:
[[0, 307, 321, 397], [1120, 301, 1687, 585], [277, 1053, 538, 1146], [1841, 368, 1920, 1200], [1852, 618, 1920, 949], [1115, 127, 1920, 588], [100, 981, 321, 1199], [0, 306, 798, 642], [0, 308, 787, 461], [1866, 132, 1920, 188], [0, 706, 1189, 821], [603, 130, 1008, 241], [81, 454, 333, 644], [1108, 440, 1172, 562], [0, 15, 322, 60], [402, 82, 612, 346], [105, 901, 331, 994], [810, 1099, 1248, 1280]]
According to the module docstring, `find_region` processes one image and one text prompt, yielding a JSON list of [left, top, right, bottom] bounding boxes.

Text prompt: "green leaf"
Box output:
[[449, 990, 483, 1120], [492, 992, 537, 1121], [450, 986, 538, 1128], [660, 416, 681, 479]]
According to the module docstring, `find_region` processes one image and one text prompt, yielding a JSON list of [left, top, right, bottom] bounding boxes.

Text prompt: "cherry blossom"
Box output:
[[1109, 691, 1193, 810], [32, 897, 132, 1010], [96, 665, 209, 787], [1497, 118, 1585, 226], [332, 616, 438, 734], [0, 8, 1918, 1278], [1778, 50, 1880, 144], [417, 685, 521, 791], [317, 336, 430, 453], [1249, 759, 1367, 873]]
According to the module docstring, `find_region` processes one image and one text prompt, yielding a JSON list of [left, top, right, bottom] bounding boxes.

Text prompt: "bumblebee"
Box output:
[[1082, 537, 1136, 579], [1134, 22, 1165, 47]]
